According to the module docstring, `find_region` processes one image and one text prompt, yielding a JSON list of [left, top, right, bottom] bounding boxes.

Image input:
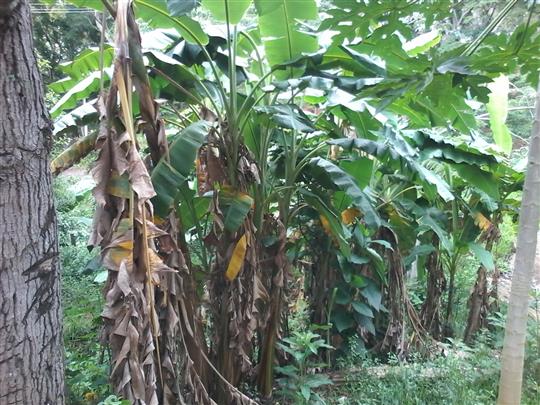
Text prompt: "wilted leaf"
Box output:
[[341, 207, 361, 225], [51, 132, 98, 176], [106, 172, 131, 199], [474, 212, 492, 232], [320, 214, 333, 237], [301, 189, 351, 257], [225, 234, 248, 281]]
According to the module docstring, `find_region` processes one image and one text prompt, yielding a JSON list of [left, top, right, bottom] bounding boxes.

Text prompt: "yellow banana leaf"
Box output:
[[474, 212, 492, 232], [225, 234, 248, 281], [341, 207, 361, 225]]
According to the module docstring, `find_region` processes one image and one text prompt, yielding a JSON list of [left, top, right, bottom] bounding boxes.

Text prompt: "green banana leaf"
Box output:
[[151, 121, 210, 217]]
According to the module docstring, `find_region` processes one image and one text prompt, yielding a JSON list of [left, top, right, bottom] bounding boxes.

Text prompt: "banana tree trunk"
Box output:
[[497, 81, 540, 405], [257, 216, 287, 398], [464, 229, 498, 344], [0, 1, 65, 402], [420, 234, 446, 340]]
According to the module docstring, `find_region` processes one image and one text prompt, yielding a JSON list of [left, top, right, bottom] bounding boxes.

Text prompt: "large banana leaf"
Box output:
[[145, 50, 201, 103], [53, 99, 98, 136], [331, 127, 454, 202], [414, 131, 500, 168], [254, 0, 318, 78], [135, 0, 209, 45], [309, 157, 380, 228], [300, 189, 351, 258], [202, 0, 251, 24], [452, 164, 500, 200], [151, 121, 210, 217], [50, 71, 109, 118], [255, 105, 316, 133], [340, 158, 373, 189], [216, 187, 254, 233], [177, 184, 210, 232], [167, 0, 198, 16], [59, 46, 115, 82]]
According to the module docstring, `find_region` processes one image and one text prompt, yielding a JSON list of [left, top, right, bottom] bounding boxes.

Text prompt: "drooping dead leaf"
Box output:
[[226, 234, 248, 281], [51, 131, 98, 176], [320, 214, 332, 236], [106, 171, 131, 199], [341, 207, 361, 225], [474, 212, 492, 232]]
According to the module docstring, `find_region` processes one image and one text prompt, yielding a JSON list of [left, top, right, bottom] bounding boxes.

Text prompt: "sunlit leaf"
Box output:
[[167, 0, 199, 16], [135, 0, 209, 45], [202, 0, 251, 24], [254, 0, 318, 78], [486, 75, 512, 154], [403, 31, 441, 56]]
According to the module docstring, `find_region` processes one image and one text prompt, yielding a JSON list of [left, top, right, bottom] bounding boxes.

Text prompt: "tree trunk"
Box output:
[[0, 1, 65, 404], [464, 230, 498, 344], [444, 258, 457, 337], [463, 266, 488, 342], [497, 81, 540, 405], [420, 234, 446, 340]]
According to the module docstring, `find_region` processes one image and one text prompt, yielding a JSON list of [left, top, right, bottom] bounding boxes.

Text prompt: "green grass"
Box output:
[[324, 340, 539, 405]]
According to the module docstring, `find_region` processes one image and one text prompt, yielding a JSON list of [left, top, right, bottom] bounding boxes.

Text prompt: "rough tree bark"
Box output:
[[0, 1, 65, 404], [497, 81, 540, 405]]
